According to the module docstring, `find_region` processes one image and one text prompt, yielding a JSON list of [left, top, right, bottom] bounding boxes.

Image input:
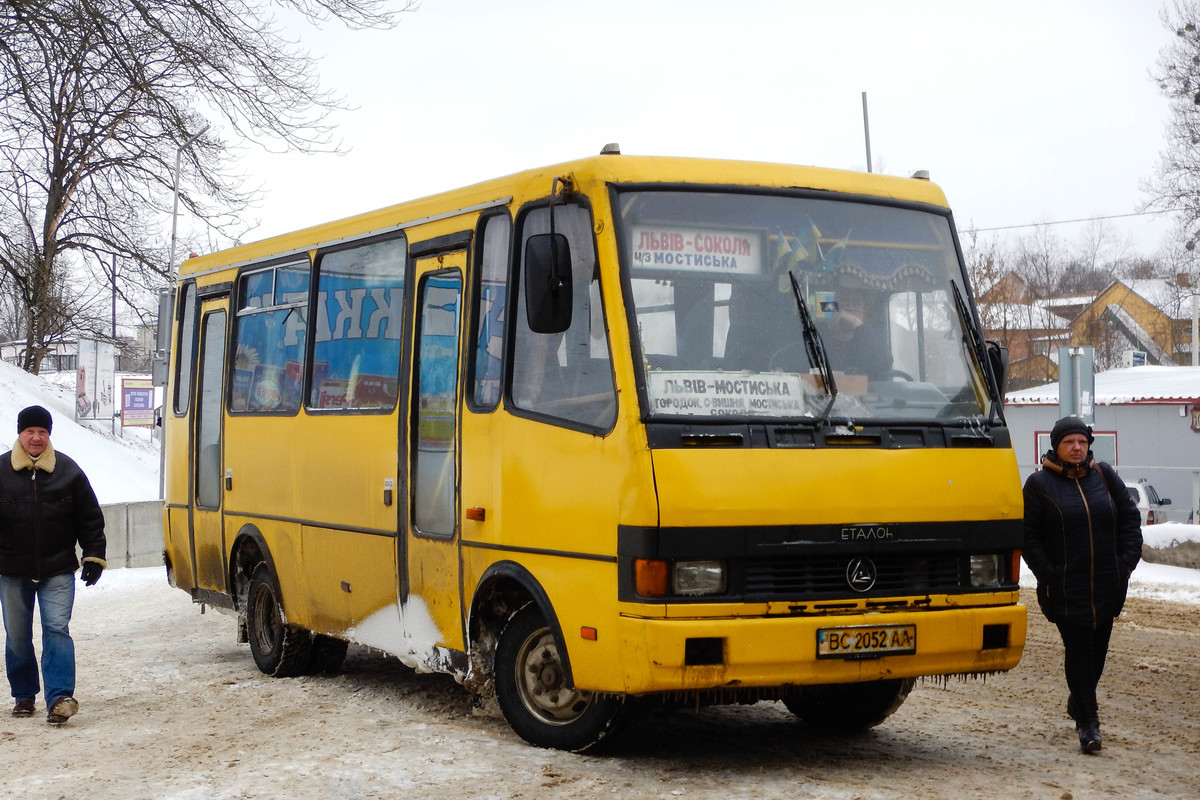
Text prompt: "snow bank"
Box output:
[[1141, 521, 1200, 549]]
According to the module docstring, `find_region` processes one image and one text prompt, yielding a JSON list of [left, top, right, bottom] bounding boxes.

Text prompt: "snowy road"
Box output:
[[0, 569, 1196, 800]]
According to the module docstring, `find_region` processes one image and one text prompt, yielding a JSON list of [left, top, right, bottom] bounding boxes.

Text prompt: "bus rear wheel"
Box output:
[[247, 564, 312, 677], [494, 604, 628, 752], [306, 634, 349, 674], [783, 677, 915, 732]]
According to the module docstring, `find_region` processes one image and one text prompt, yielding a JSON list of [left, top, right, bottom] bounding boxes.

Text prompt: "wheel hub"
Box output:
[[518, 631, 592, 722]]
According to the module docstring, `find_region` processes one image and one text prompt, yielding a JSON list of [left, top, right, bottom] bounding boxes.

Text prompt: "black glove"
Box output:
[[80, 562, 103, 586]]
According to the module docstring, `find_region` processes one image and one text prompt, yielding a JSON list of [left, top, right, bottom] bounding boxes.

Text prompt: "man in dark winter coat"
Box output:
[[0, 405, 106, 725], [1022, 416, 1142, 754]]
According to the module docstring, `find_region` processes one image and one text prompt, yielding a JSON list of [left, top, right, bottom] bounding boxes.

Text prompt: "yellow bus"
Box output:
[[162, 148, 1026, 751]]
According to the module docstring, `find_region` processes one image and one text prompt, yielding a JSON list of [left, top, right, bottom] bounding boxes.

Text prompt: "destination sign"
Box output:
[[646, 371, 805, 416]]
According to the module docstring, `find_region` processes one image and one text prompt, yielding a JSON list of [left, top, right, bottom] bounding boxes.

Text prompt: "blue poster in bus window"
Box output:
[[276, 263, 310, 301], [231, 309, 305, 413], [311, 269, 404, 409]]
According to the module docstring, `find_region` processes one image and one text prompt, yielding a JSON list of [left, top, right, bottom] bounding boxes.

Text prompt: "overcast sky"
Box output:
[[210, 0, 1178, 260]]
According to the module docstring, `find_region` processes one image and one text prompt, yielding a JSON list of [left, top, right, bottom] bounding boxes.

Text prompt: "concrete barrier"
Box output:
[[100, 500, 164, 569]]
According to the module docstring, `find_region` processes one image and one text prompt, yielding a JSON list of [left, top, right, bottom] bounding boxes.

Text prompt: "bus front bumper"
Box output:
[[610, 603, 1027, 695]]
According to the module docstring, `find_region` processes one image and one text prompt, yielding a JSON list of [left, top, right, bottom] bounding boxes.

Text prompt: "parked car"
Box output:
[[1125, 479, 1171, 525]]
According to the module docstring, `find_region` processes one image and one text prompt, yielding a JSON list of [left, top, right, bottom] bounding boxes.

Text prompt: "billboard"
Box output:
[[121, 378, 155, 427], [76, 339, 116, 423]]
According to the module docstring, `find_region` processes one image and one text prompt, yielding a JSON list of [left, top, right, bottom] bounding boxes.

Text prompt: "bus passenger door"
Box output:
[[404, 253, 466, 650], [190, 306, 229, 594]]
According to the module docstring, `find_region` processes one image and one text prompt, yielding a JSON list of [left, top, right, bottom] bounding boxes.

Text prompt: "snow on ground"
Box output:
[[1140, 521, 1200, 549], [1131, 522, 1200, 603]]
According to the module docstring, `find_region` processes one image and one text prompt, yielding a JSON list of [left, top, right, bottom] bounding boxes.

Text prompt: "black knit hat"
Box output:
[[1050, 416, 1093, 450], [16, 405, 53, 434]]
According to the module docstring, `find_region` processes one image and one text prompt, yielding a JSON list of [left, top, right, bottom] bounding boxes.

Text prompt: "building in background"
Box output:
[[978, 273, 1198, 390], [1004, 365, 1200, 523]]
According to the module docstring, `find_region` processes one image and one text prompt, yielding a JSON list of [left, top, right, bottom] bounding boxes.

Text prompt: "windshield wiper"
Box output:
[[950, 279, 1000, 427], [788, 271, 838, 422]]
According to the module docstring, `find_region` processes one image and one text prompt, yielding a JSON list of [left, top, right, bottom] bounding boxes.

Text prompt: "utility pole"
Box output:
[[862, 92, 873, 173]]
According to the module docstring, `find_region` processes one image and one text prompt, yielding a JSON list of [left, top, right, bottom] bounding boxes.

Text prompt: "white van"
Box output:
[[1125, 479, 1171, 525]]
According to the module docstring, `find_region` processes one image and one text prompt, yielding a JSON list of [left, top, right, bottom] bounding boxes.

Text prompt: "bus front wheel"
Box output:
[[494, 604, 628, 752], [247, 564, 312, 677]]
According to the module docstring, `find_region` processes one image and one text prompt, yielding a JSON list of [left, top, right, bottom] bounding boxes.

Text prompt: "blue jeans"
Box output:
[[0, 573, 76, 707]]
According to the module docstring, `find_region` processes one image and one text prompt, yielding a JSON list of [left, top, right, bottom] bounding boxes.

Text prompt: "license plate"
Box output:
[[816, 624, 916, 659]]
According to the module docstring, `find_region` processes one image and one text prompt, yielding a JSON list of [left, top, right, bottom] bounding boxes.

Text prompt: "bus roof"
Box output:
[[177, 153, 953, 278]]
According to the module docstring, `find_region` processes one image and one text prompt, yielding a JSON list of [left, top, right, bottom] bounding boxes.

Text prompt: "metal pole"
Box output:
[[862, 92, 873, 173], [1071, 347, 1082, 418], [1192, 469, 1199, 524], [1192, 293, 1197, 367], [168, 124, 209, 277]]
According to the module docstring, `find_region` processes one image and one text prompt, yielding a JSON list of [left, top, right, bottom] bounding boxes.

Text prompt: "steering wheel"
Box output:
[[767, 340, 808, 371]]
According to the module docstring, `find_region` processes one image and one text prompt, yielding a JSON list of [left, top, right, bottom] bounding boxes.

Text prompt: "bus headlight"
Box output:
[[969, 554, 1003, 588], [673, 560, 727, 596]]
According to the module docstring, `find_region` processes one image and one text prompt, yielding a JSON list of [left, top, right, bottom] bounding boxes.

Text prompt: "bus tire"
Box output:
[[783, 677, 915, 732], [306, 634, 349, 674], [494, 604, 628, 752], [247, 563, 312, 678]]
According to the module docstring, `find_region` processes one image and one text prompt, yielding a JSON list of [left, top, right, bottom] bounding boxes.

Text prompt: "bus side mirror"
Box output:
[[524, 233, 573, 334], [986, 340, 1008, 401]]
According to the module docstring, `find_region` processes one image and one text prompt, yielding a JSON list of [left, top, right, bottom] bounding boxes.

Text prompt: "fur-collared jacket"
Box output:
[[1022, 451, 1142, 627], [0, 440, 106, 581]]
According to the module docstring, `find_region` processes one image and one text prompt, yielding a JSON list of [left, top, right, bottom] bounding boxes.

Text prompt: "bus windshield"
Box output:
[[618, 190, 991, 424]]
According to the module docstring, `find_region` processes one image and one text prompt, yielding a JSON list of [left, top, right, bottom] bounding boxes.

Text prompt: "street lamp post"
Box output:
[[160, 123, 207, 500], [167, 124, 209, 277]]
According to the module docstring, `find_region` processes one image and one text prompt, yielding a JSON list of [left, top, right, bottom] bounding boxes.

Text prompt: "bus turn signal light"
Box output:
[[635, 559, 668, 597]]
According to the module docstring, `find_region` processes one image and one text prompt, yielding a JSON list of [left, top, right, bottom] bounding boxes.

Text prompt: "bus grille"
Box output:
[[743, 553, 963, 599]]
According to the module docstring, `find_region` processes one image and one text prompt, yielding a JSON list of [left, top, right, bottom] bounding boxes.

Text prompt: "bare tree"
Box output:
[[1011, 225, 1066, 295], [1073, 217, 1135, 277], [1148, 1, 1200, 252], [0, 0, 414, 373]]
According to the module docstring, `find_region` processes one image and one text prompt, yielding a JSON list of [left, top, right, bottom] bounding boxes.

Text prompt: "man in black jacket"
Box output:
[[0, 405, 106, 725], [1022, 416, 1142, 754]]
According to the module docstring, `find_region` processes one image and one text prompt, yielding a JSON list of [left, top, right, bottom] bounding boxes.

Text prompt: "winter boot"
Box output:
[[1077, 703, 1102, 754]]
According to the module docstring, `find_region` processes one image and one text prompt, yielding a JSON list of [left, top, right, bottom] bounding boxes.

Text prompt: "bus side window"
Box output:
[[309, 235, 406, 411], [413, 272, 462, 537], [172, 281, 198, 415], [468, 213, 510, 411], [230, 261, 310, 414], [511, 203, 616, 429], [196, 311, 227, 508]]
